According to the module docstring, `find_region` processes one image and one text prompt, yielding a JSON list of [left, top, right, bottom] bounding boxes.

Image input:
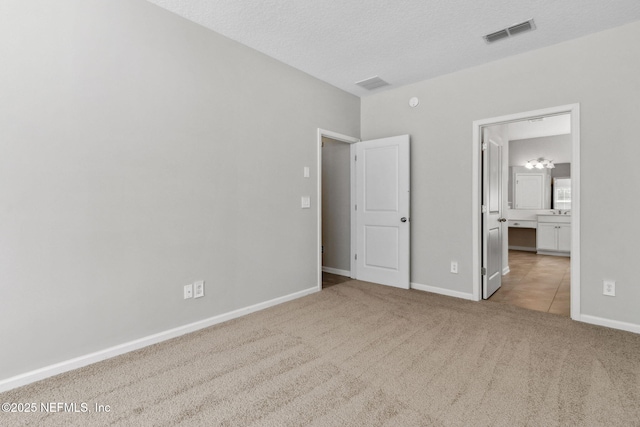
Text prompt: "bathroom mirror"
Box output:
[[552, 177, 571, 210], [512, 168, 551, 209], [509, 165, 571, 210]]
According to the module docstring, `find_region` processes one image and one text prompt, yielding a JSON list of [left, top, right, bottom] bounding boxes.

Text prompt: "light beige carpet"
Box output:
[[2, 280, 640, 426]]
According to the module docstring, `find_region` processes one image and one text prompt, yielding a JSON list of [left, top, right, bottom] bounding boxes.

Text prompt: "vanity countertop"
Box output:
[[537, 214, 571, 223], [508, 220, 537, 228]]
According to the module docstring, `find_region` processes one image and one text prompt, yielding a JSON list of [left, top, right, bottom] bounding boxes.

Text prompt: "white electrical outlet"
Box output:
[[301, 196, 311, 209], [603, 280, 615, 296], [194, 280, 205, 298], [450, 261, 458, 274], [184, 283, 193, 299]]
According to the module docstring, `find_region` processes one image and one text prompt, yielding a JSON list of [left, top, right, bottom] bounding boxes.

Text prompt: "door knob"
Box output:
[[400, 217, 408, 223], [498, 218, 507, 222]]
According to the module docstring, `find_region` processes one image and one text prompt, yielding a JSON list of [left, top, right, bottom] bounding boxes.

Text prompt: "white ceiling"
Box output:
[[508, 114, 571, 141], [146, 0, 640, 97]]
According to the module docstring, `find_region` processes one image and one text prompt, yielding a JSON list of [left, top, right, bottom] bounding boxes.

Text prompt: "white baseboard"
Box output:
[[508, 246, 536, 252], [0, 286, 319, 393], [536, 250, 570, 257], [502, 266, 511, 275], [410, 282, 475, 301], [578, 314, 640, 335], [322, 266, 351, 277]]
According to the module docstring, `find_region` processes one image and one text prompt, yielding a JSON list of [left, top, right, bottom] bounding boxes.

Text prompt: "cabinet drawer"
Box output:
[[508, 220, 537, 229]]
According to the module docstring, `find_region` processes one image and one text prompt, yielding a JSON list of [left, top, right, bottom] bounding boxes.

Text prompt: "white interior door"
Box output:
[[355, 135, 410, 289], [482, 126, 506, 299]]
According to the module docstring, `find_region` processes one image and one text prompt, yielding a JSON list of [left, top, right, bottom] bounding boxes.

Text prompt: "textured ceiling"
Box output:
[[146, 0, 640, 97]]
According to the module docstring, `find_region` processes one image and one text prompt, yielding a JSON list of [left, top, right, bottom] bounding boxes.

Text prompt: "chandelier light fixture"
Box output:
[[525, 158, 555, 169]]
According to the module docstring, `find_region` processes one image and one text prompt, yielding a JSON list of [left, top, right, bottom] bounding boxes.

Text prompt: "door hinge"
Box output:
[[481, 205, 487, 213], [481, 267, 487, 275], [355, 254, 358, 260], [355, 204, 357, 211], [355, 155, 357, 161], [482, 143, 487, 151]]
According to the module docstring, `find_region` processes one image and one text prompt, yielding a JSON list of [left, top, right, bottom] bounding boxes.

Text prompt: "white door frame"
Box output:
[[471, 104, 581, 320], [317, 129, 360, 291]]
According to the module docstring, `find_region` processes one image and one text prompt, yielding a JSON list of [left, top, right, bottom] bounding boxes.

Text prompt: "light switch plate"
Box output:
[[301, 196, 310, 209], [184, 284, 193, 299], [303, 166, 310, 178]]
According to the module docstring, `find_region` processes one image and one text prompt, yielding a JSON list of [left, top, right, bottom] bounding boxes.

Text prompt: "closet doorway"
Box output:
[[316, 129, 358, 290], [321, 135, 353, 288]]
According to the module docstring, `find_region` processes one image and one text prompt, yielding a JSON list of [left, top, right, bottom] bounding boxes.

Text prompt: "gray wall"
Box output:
[[552, 163, 571, 180], [509, 134, 572, 166], [321, 138, 351, 272], [0, 0, 359, 380], [361, 20, 640, 325]]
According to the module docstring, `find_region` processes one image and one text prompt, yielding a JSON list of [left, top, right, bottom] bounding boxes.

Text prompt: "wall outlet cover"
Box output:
[[603, 280, 615, 296], [194, 280, 205, 298]]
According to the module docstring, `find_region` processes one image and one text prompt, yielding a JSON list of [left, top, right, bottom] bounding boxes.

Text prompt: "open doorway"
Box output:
[[321, 135, 353, 288], [472, 104, 580, 320], [492, 114, 572, 315], [316, 129, 359, 290], [316, 130, 411, 291]]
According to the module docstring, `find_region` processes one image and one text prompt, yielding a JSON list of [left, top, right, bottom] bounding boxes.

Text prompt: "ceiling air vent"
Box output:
[[508, 20, 535, 36], [485, 29, 509, 43], [484, 19, 536, 43], [355, 76, 390, 91]]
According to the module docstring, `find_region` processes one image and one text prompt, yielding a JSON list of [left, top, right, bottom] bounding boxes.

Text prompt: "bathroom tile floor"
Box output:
[[489, 250, 570, 317]]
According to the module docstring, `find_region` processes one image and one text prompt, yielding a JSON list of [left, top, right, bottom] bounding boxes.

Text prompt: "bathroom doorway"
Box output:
[[472, 104, 580, 319], [491, 113, 572, 315]]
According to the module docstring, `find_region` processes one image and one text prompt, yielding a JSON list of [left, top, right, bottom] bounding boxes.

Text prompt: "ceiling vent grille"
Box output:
[[485, 29, 509, 43], [484, 19, 536, 43], [355, 76, 390, 90]]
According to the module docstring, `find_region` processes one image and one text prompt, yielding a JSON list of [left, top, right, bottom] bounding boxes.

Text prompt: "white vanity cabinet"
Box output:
[[536, 215, 571, 256], [508, 220, 537, 229]]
